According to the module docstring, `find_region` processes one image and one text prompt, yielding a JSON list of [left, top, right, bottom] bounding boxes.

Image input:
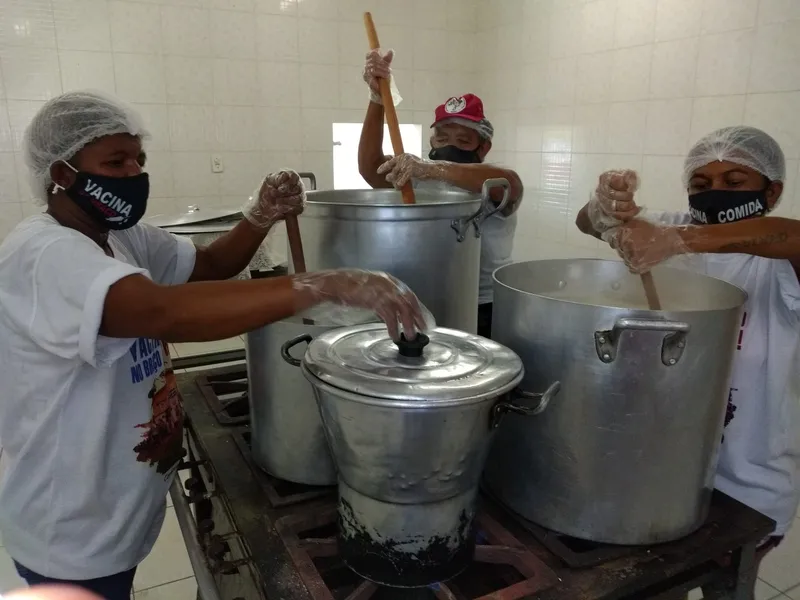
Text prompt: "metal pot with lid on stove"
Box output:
[[282, 323, 560, 587], [483, 258, 748, 546]]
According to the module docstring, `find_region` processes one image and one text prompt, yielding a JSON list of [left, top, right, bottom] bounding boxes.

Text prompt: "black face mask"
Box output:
[[57, 162, 149, 230], [688, 189, 769, 225], [428, 145, 482, 164]]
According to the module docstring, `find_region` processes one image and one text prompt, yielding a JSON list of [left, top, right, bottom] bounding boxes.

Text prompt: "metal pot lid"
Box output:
[[146, 205, 242, 228], [303, 323, 524, 403]]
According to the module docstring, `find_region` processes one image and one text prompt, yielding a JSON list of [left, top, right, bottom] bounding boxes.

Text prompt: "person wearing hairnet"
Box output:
[[358, 49, 524, 338], [0, 90, 428, 600], [576, 126, 799, 599]]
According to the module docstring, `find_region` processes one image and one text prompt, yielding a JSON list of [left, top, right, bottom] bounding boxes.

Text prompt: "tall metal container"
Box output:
[[245, 318, 338, 486], [293, 180, 510, 333], [483, 259, 747, 545]]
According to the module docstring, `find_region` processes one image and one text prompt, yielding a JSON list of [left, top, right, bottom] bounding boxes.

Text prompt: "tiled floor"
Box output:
[[0, 338, 797, 598]]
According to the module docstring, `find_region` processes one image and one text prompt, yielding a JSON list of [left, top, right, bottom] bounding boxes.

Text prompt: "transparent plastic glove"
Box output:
[[588, 169, 642, 233], [377, 153, 442, 188], [363, 49, 403, 106], [605, 219, 691, 274], [243, 169, 306, 229], [292, 269, 432, 340]]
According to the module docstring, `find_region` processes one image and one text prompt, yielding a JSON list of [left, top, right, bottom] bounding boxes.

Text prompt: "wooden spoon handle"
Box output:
[[640, 272, 661, 310], [285, 215, 306, 274], [363, 11, 415, 205]]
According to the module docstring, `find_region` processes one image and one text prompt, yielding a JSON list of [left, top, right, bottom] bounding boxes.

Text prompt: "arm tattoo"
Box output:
[[719, 231, 789, 252]]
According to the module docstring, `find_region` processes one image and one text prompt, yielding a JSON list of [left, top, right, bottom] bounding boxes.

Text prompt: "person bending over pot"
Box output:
[[576, 126, 800, 600], [0, 90, 427, 600], [358, 49, 524, 339]]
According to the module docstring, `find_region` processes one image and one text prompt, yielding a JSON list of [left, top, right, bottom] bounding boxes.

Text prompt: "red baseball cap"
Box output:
[[431, 94, 494, 140], [431, 93, 485, 126]]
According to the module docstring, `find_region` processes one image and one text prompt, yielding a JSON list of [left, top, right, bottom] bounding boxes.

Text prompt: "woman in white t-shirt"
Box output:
[[576, 126, 800, 600], [0, 91, 428, 600]]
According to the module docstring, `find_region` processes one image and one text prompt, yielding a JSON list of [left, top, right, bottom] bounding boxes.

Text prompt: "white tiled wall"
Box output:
[[0, 0, 479, 239], [474, 0, 800, 263]]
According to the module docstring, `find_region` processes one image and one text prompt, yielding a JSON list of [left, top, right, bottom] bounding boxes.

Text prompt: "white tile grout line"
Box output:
[[135, 575, 195, 595]]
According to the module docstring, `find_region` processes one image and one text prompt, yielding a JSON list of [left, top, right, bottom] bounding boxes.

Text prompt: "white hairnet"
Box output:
[[683, 126, 786, 188], [23, 90, 149, 203]]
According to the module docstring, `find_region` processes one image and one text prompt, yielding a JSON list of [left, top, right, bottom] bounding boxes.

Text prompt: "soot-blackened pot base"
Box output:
[[338, 497, 476, 588]]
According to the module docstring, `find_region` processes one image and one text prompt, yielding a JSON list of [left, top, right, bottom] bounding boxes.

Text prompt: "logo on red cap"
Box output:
[[444, 97, 467, 114]]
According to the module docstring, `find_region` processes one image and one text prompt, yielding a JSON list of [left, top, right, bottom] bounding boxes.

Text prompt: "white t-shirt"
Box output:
[[413, 179, 517, 305], [657, 212, 800, 535], [0, 214, 196, 579]]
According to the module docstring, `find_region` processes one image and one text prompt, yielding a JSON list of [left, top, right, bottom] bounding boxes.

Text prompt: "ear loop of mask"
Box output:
[[51, 161, 79, 195]]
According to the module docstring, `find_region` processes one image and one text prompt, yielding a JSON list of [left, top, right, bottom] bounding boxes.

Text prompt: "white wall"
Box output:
[[474, 0, 800, 262], [0, 0, 478, 239], [3, 0, 800, 263]]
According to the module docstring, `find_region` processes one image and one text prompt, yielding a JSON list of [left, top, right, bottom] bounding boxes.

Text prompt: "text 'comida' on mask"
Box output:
[[54, 161, 149, 230], [688, 189, 768, 225]]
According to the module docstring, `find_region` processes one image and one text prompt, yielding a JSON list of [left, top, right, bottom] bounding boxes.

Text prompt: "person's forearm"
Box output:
[[678, 217, 800, 259], [434, 163, 524, 215], [190, 218, 273, 282], [102, 275, 318, 342], [358, 102, 391, 189]]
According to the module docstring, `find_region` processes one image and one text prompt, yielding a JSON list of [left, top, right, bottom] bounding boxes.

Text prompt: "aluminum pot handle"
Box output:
[[451, 178, 511, 242], [280, 334, 313, 367], [595, 318, 691, 366], [491, 381, 561, 429], [298, 172, 317, 191]]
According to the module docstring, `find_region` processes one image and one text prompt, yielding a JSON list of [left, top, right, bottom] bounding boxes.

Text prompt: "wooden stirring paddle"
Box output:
[[286, 215, 314, 324], [363, 12, 415, 206], [640, 272, 661, 310]]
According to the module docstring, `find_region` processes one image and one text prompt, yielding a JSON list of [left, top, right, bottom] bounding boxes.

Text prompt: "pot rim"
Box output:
[[301, 362, 524, 408], [493, 258, 748, 312]]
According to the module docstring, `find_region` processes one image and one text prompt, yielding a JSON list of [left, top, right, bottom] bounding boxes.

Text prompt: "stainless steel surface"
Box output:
[[299, 323, 527, 504], [149, 205, 276, 279], [301, 323, 524, 404], [146, 205, 241, 228], [169, 479, 223, 600], [483, 259, 747, 545], [293, 179, 510, 332], [245, 318, 337, 485]]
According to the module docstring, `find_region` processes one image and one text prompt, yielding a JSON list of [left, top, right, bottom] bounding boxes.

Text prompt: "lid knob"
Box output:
[[395, 333, 430, 358]]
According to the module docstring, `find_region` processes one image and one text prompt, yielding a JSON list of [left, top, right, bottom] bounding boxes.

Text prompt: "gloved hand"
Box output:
[[293, 269, 430, 340], [243, 169, 306, 229], [363, 49, 403, 106], [605, 219, 690, 274], [377, 154, 440, 188], [588, 169, 642, 233]]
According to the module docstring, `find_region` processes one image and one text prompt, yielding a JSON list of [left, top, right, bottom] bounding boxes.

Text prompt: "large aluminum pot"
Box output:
[[286, 323, 559, 587], [292, 179, 511, 333], [244, 318, 337, 486], [483, 259, 747, 545]]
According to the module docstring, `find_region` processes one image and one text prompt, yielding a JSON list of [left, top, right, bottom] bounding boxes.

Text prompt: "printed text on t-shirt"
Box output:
[[129, 338, 163, 384]]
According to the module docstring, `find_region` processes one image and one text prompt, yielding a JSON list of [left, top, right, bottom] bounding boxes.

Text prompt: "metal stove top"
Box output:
[[175, 364, 775, 600]]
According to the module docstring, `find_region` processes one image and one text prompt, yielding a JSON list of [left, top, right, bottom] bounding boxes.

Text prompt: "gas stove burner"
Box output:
[[232, 428, 335, 508], [275, 507, 558, 600], [196, 366, 250, 426]]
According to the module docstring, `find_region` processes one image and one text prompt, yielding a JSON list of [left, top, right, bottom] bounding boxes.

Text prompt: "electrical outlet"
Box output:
[[211, 154, 224, 173]]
